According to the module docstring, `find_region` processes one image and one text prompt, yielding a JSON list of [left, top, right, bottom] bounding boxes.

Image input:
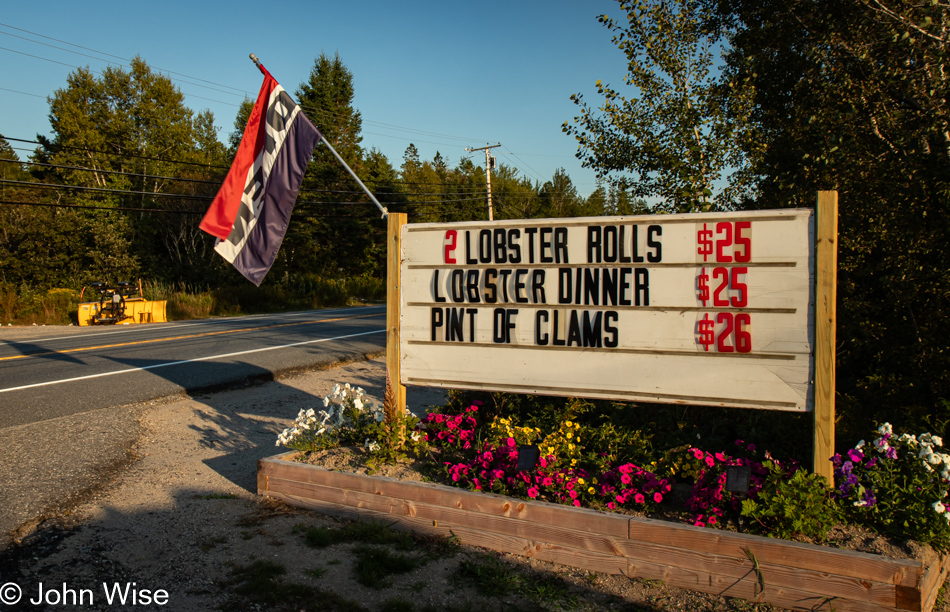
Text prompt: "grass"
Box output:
[[353, 545, 423, 588], [0, 274, 385, 325], [293, 519, 447, 553], [452, 552, 578, 608], [222, 559, 366, 612]]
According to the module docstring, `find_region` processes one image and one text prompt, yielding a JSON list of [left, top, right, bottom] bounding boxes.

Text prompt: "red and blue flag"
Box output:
[[200, 69, 321, 286]]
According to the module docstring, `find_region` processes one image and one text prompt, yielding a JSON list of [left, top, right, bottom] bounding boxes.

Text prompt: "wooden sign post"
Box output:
[[386, 212, 407, 415], [814, 191, 838, 482]]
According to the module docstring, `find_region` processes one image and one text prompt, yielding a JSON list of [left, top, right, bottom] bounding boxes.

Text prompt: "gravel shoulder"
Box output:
[[2, 354, 948, 612]]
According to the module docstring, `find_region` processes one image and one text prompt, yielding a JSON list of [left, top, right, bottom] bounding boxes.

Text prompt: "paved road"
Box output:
[[0, 306, 386, 429]]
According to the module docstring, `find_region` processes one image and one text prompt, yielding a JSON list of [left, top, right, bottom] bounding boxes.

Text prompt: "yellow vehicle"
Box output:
[[77, 281, 167, 326]]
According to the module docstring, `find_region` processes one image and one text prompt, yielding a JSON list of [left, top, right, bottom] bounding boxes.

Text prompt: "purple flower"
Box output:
[[847, 448, 864, 463], [886, 447, 897, 460]]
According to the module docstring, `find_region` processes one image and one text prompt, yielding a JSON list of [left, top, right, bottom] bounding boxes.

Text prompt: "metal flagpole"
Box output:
[[249, 54, 389, 219]]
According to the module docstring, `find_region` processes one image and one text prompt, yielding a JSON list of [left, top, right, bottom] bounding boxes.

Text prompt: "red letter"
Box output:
[[444, 230, 457, 264]]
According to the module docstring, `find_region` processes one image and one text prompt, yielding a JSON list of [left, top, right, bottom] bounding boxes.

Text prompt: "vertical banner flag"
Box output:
[[200, 68, 322, 286]]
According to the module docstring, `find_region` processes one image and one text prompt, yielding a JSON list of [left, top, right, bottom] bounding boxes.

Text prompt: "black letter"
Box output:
[[493, 228, 508, 264], [535, 310, 549, 345], [508, 229, 522, 264], [433, 269, 446, 303], [431, 308, 443, 341], [604, 311, 619, 347], [647, 225, 662, 262], [524, 227, 538, 264], [484, 268, 498, 303], [466, 269, 480, 302], [554, 227, 569, 263], [635, 268, 649, 306], [587, 226, 602, 263], [558, 268, 572, 304], [515, 269, 528, 303]]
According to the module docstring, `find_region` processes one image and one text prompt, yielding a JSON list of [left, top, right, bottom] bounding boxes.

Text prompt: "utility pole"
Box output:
[[466, 143, 501, 221]]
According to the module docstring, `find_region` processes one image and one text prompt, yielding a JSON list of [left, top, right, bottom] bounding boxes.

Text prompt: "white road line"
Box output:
[[0, 328, 385, 393], [0, 306, 386, 344]]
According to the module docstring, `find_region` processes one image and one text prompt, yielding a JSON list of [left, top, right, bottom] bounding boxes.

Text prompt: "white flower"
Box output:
[[935, 436, 944, 447], [364, 438, 379, 452], [323, 395, 331, 408], [353, 398, 364, 411], [332, 384, 341, 396], [934, 501, 946, 514], [375, 411, 385, 423], [878, 423, 893, 435], [899, 433, 917, 445], [306, 408, 315, 418], [410, 431, 422, 442], [855, 440, 865, 450], [854, 500, 868, 507], [873, 437, 890, 453], [345, 383, 351, 390]]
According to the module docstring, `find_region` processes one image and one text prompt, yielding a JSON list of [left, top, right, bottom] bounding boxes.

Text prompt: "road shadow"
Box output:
[[0, 339, 85, 364], [0, 486, 665, 612], [102, 355, 446, 494]]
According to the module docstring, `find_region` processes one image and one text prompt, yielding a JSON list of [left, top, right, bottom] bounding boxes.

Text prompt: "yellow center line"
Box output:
[[0, 312, 384, 363]]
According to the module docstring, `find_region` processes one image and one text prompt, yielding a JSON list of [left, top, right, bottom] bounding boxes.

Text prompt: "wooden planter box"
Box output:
[[259, 452, 950, 612]]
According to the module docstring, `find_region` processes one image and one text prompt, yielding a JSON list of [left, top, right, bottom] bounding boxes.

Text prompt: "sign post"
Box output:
[[814, 191, 838, 482], [386, 212, 408, 415]]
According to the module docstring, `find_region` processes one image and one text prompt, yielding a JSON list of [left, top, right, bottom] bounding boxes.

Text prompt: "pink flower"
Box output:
[[704, 456, 715, 467], [708, 516, 718, 525], [654, 492, 663, 503], [572, 500, 581, 507], [506, 437, 516, 448], [542, 477, 553, 487], [569, 490, 578, 499], [539, 457, 547, 468], [621, 474, 632, 485], [528, 487, 539, 498], [634, 493, 645, 504], [608, 502, 616, 509], [692, 448, 704, 459]]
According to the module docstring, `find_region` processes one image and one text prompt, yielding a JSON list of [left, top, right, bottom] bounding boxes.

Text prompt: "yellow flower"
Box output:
[[592, 477, 598, 484], [576, 436, 581, 442], [568, 444, 575, 451], [565, 421, 573, 427], [571, 459, 577, 466], [577, 478, 585, 485], [588, 487, 596, 495], [547, 447, 555, 455]]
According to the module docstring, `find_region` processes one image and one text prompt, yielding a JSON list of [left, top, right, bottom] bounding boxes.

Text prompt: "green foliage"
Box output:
[[716, 0, 950, 437], [740, 463, 841, 540], [563, 0, 739, 212]]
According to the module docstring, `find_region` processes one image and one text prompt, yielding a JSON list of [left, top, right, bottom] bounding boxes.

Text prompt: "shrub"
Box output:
[[741, 463, 841, 540], [834, 423, 950, 549]]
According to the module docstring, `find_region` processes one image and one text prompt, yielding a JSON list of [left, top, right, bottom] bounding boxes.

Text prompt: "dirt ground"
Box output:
[[1, 355, 947, 611]]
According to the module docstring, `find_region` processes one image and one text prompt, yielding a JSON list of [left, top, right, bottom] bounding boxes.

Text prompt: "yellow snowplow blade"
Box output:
[[77, 298, 167, 326]]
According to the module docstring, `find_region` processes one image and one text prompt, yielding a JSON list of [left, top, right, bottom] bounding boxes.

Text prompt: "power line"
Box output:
[[0, 157, 492, 198]]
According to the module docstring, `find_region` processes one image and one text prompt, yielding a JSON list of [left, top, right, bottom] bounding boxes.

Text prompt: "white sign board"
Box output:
[[399, 209, 815, 411]]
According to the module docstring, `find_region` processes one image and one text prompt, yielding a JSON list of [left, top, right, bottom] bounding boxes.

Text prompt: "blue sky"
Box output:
[[0, 1, 630, 198]]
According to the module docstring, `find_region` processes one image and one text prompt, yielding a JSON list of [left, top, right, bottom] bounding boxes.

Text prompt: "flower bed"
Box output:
[[258, 451, 950, 612], [269, 385, 950, 610]]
